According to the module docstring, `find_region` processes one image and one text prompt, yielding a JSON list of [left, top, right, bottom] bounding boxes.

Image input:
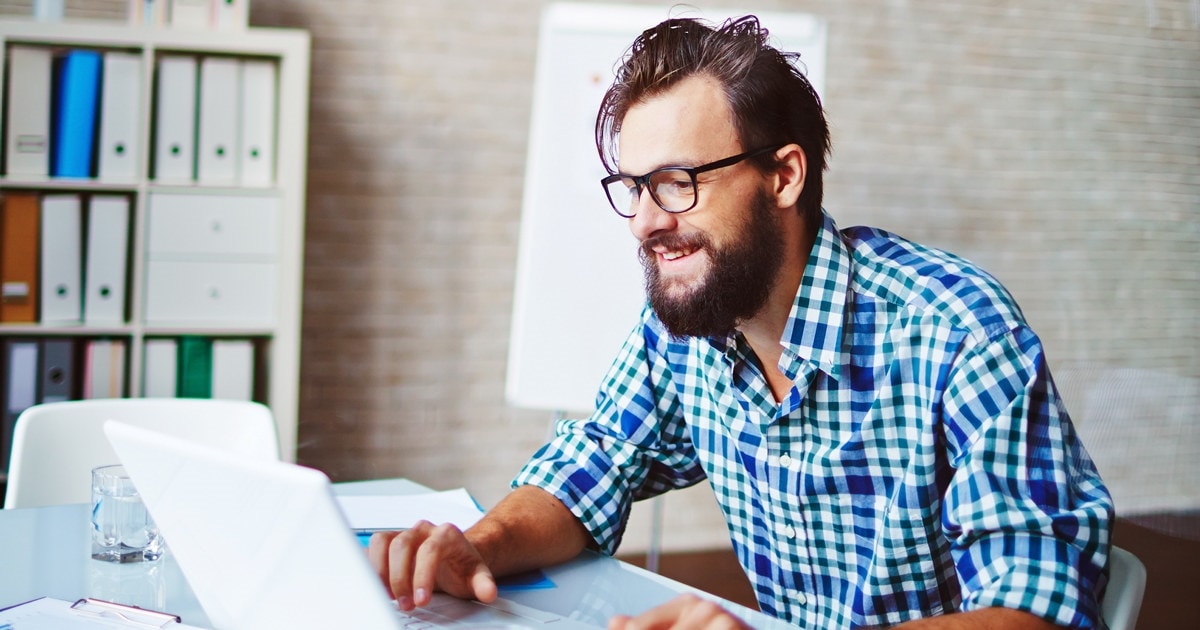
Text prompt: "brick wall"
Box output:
[[6, 0, 1196, 553]]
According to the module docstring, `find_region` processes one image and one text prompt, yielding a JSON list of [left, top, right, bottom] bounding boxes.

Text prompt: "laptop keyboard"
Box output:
[[393, 594, 561, 628]]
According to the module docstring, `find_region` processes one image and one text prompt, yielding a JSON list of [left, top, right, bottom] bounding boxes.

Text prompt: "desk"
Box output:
[[0, 480, 791, 629]]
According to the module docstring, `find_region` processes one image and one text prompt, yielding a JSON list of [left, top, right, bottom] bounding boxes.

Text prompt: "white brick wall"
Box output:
[[7, 0, 1196, 553]]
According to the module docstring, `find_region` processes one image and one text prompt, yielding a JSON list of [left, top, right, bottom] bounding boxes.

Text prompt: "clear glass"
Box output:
[[90, 464, 164, 563]]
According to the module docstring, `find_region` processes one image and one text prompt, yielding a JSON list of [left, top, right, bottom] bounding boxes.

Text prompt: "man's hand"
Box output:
[[608, 594, 751, 630], [367, 520, 498, 611]]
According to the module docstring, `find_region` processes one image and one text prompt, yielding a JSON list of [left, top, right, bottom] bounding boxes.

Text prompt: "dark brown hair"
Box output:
[[596, 15, 831, 227]]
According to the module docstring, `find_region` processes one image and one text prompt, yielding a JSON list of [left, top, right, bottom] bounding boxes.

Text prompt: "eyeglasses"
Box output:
[[600, 144, 783, 218]]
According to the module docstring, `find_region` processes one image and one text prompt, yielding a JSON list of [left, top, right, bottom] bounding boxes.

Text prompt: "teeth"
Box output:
[[662, 248, 695, 261]]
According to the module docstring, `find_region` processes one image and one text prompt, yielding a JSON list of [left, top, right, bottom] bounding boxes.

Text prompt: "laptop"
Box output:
[[104, 421, 602, 630]]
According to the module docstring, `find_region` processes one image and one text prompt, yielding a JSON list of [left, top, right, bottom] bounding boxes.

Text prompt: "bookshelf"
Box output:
[[0, 18, 311, 469]]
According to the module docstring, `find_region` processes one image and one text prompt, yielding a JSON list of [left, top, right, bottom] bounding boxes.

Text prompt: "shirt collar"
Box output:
[[779, 210, 850, 379]]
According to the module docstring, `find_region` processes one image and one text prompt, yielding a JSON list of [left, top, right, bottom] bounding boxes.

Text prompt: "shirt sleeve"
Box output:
[[940, 324, 1113, 628], [511, 305, 707, 554]]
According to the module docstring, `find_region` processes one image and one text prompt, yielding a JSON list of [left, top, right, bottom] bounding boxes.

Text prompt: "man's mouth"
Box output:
[[660, 246, 698, 261]]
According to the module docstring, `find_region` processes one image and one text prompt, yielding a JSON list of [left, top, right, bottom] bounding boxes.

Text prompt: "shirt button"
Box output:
[[791, 590, 807, 606], [783, 525, 796, 539], [778, 453, 792, 469]]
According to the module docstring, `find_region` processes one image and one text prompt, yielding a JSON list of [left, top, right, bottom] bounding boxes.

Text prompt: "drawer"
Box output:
[[147, 193, 280, 258], [145, 260, 277, 325]]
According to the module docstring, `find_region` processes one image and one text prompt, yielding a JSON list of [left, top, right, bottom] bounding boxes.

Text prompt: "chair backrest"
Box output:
[[3, 398, 279, 509], [1103, 545, 1147, 630]]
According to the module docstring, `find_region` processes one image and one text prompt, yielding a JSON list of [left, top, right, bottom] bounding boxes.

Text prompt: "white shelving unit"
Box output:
[[0, 18, 310, 463]]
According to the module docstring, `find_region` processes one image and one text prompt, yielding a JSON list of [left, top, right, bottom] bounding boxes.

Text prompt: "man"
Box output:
[[370, 15, 1113, 629]]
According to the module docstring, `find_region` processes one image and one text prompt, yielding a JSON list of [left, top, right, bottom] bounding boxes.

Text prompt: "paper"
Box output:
[[0, 596, 205, 629], [337, 488, 484, 531]]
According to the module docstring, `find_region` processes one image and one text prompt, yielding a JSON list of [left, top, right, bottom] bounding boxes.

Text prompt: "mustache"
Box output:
[[639, 233, 709, 262]]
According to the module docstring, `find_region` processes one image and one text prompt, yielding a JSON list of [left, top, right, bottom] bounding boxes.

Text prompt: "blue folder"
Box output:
[[52, 49, 102, 178]]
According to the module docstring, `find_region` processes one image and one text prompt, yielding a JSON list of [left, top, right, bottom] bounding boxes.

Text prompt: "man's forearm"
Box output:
[[464, 484, 592, 577], [895, 607, 1062, 629]]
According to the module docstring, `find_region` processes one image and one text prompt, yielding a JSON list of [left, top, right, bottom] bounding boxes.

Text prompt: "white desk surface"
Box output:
[[0, 479, 791, 629]]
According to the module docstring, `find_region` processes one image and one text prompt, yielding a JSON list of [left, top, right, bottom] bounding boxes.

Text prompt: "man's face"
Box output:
[[618, 75, 785, 338]]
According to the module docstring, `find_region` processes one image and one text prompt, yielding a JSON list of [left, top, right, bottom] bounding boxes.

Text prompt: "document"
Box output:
[[39, 194, 84, 323], [83, 195, 130, 324], [153, 56, 197, 183], [98, 51, 142, 182], [0, 192, 40, 323], [4, 46, 52, 177], [0, 596, 205, 628], [52, 49, 103, 178], [142, 338, 178, 398], [238, 59, 277, 186], [196, 56, 240, 185], [337, 488, 485, 532]]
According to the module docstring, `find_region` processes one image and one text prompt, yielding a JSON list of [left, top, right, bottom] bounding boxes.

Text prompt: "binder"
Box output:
[[83, 195, 130, 324], [169, 0, 212, 29], [0, 192, 40, 323], [238, 59, 277, 187], [153, 56, 198, 183], [40, 338, 77, 403], [143, 337, 178, 397], [128, 0, 169, 26], [4, 46, 53, 177], [211, 338, 253, 401], [176, 336, 212, 398], [97, 52, 142, 182], [83, 339, 127, 399], [39, 194, 84, 323], [51, 49, 103, 178], [197, 56, 240, 185], [2, 340, 39, 471], [214, 0, 250, 31]]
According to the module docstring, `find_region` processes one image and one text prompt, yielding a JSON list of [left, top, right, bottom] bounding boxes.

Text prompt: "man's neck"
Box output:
[[737, 222, 816, 403]]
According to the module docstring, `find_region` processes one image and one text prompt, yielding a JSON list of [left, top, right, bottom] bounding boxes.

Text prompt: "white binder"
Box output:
[[4, 46, 53, 177], [39, 194, 83, 323], [214, 0, 250, 31], [211, 339, 254, 401], [169, 0, 211, 29], [83, 195, 130, 324], [84, 339, 127, 399], [143, 337, 178, 397], [153, 55, 198, 183], [197, 56, 240, 185], [98, 52, 142, 182], [238, 59, 277, 187]]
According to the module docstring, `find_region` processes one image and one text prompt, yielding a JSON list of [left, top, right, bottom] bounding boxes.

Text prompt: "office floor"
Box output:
[[619, 515, 1200, 628]]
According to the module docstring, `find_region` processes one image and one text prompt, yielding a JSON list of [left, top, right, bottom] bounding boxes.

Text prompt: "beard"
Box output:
[[641, 188, 786, 339]]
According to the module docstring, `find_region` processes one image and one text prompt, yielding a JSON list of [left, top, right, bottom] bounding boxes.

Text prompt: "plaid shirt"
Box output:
[[514, 212, 1113, 628]]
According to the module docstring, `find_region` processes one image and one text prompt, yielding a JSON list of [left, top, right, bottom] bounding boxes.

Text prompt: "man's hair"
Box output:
[[596, 15, 831, 228]]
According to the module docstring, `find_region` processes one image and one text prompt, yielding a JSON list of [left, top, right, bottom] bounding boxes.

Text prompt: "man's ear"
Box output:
[[773, 144, 806, 209]]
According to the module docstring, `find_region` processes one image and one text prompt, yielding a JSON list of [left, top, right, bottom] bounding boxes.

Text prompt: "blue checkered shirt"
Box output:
[[514, 212, 1113, 628]]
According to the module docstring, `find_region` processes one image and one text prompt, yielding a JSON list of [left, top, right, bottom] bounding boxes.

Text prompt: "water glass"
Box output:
[[90, 464, 164, 563]]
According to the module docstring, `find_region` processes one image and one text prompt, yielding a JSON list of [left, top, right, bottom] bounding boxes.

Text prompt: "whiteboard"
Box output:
[[507, 3, 827, 412]]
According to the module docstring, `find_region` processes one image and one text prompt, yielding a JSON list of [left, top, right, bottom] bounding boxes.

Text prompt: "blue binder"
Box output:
[[52, 49, 102, 178]]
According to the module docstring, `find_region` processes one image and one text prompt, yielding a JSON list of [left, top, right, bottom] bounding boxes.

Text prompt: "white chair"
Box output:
[[3, 398, 279, 509], [1102, 545, 1147, 630]]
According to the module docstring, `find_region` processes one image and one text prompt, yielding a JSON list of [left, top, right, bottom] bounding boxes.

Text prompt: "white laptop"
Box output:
[[104, 421, 602, 630]]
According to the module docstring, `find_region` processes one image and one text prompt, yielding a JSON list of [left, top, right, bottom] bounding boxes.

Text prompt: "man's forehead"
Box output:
[[616, 76, 740, 172]]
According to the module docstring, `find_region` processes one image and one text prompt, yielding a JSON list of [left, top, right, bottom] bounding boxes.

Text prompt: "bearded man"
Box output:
[[370, 15, 1113, 630]]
